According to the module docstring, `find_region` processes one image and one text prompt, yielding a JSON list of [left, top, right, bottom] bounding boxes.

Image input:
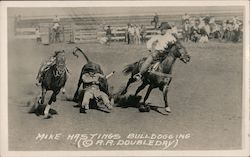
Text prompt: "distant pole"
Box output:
[[14, 15, 17, 36]]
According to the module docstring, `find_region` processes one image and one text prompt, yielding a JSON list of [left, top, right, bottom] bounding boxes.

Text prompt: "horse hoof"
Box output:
[[62, 88, 66, 94], [43, 114, 52, 119], [138, 105, 146, 112], [165, 107, 171, 113], [139, 107, 145, 112], [145, 106, 151, 112]]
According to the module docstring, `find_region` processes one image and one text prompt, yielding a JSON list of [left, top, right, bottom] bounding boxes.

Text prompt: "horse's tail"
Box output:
[[73, 47, 91, 63], [122, 62, 137, 75]]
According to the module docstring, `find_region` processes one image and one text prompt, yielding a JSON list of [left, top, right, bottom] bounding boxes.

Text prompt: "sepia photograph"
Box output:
[[0, 1, 249, 156]]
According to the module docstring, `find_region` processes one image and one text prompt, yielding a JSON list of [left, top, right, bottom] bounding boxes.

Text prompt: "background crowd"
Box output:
[[32, 12, 243, 45], [101, 12, 243, 45], [181, 13, 243, 43]]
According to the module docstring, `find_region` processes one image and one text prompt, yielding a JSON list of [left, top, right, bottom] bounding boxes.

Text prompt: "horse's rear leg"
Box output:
[[61, 86, 66, 94], [62, 71, 69, 95], [121, 76, 136, 95], [163, 84, 171, 113], [134, 81, 147, 96], [40, 88, 46, 104], [143, 85, 153, 104], [73, 78, 82, 102], [139, 85, 153, 112]]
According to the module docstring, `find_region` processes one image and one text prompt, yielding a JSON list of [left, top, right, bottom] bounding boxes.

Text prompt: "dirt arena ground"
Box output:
[[8, 36, 243, 150]]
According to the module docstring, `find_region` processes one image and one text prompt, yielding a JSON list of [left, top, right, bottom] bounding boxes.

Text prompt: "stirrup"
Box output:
[[134, 73, 142, 80]]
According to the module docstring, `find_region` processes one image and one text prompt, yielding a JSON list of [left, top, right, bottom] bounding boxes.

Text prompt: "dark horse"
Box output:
[[38, 51, 67, 118], [121, 41, 190, 112]]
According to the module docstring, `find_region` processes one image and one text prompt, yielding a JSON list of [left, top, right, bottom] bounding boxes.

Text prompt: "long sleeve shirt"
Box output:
[[146, 31, 177, 52]]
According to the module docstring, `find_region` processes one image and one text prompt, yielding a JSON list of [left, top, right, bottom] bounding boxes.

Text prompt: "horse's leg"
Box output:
[[139, 85, 153, 112], [44, 91, 54, 118], [161, 77, 172, 112], [61, 86, 66, 94], [41, 88, 46, 104], [62, 71, 69, 95], [73, 76, 82, 102], [143, 85, 153, 104], [44, 90, 59, 118], [162, 84, 171, 113], [134, 81, 147, 96], [121, 76, 136, 95], [52, 89, 60, 103]]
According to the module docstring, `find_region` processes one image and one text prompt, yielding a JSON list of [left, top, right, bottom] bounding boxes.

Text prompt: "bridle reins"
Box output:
[[54, 66, 65, 77], [53, 56, 66, 77]]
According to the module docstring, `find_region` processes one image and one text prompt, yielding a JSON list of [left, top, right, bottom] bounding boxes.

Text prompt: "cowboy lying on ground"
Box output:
[[79, 70, 112, 113]]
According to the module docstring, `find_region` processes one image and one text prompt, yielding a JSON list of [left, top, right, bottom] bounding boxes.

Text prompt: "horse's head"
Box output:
[[171, 41, 190, 64], [54, 50, 66, 76]]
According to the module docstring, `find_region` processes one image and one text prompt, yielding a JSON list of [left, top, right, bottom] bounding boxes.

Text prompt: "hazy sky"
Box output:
[[8, 6, 243, 18]]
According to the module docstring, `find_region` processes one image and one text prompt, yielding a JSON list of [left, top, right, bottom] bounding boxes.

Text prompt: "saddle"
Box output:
[[147, 61, 172, 78], [147, 52, 167, 72]]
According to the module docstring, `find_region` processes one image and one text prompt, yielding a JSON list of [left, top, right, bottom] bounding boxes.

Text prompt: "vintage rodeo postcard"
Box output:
[[0, 1, 249, 157]]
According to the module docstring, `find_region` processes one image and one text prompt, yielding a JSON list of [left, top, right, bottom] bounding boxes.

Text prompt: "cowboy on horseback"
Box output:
[[133, 22, 178, 80], [36, 50, 69, 87], [121, 23, 190, 113], [79, 64, 113, 113], [31, 49, 73, 119]]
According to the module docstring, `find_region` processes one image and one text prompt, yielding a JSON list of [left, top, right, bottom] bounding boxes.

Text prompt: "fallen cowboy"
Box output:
[[72, 47, 115, 113], [78, 71, 115, 113]]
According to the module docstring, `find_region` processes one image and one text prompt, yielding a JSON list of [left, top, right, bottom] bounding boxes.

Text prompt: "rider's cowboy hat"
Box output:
[[158, 22, 172, 30]]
